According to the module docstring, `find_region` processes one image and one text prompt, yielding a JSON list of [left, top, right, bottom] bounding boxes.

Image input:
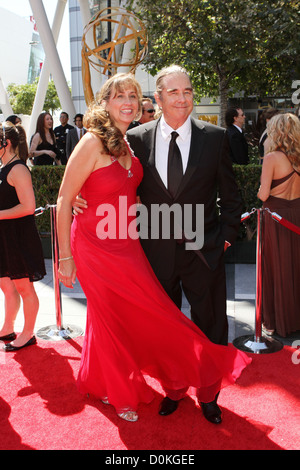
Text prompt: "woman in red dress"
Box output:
[[57, 73, 250, 422]]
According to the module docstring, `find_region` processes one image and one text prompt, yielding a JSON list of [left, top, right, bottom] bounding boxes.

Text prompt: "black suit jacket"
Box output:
[[226, 125, 249, 164], [127, 118, 242, 278]]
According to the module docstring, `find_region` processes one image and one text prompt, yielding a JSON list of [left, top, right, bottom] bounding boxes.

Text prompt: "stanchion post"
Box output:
[[254, 208, 263, 342], [36, 204, 83, 341], [233, 208, 283, 354], [50, 204, 62, 330]]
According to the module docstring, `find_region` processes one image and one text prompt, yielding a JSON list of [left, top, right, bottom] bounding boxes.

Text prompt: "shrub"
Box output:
[[31, 164, 263, 240], [232, 164, 262, 240], [31, 165, 66, 233]]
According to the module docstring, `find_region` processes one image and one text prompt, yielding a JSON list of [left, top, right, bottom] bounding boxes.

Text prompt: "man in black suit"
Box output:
[[54, 112, 74, 164], [127, 65, 242, 424], [225, 107, 249, 164], [66, 114, 87, 160]]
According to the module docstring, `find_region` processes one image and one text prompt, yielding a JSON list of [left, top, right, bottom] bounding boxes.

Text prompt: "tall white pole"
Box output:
[[118, 0, 135, 72], [0, 77, 13, 117], [28, 0, 68, 143], [29, 0, 75, 120], [78, 0, 102, 97]]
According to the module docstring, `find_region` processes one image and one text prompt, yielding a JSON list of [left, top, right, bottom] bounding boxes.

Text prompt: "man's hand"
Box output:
[[73, 195, 88, 215], [224, 241, 231, 252]]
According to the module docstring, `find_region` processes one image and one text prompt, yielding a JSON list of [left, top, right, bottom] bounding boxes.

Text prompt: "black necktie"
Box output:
[[167, 131, 183, 198]]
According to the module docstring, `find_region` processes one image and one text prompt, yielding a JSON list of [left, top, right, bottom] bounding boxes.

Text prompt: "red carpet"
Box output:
[[0, 336, 299, 450]]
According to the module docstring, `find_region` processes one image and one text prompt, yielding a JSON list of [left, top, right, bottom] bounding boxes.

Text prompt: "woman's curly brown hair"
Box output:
[[83, 73, 142, 158]]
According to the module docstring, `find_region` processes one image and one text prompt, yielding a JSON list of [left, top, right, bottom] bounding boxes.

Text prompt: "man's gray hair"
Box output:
[[155, 65, 192, 96]]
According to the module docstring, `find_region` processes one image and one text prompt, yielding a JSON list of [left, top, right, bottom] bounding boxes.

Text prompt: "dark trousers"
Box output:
[[156, 243, 227, 402], [158, 242, 228, 346]]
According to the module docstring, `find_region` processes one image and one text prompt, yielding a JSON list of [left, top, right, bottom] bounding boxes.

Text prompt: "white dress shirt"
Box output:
[[76, 126, 86, 140], [155, 115, 192, 188], [233, 124, 243, 133]]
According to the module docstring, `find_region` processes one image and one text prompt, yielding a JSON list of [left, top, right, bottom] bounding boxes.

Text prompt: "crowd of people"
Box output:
[[0, 65, 299, 424], [27, 111, 87, 166]]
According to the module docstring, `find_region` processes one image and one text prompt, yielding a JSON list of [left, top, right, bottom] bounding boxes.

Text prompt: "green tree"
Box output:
[[131, 0, 300, 125], [7, 82, 37, 115], [44, 80, 61, 114], [7, 79, 63, 115]]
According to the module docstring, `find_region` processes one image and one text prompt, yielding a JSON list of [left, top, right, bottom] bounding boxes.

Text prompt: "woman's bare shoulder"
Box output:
[[264, 150, 291, 167], [7, 161, 31, 186], [30, 132, 41, 143], [67, 131, 109, 170], [264, 150, 283, 160]]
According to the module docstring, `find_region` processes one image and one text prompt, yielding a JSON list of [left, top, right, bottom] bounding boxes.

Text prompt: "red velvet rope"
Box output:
[[263, 209, 300, 236], [272, 214, 300, 236], [241, 208, 300, 236]]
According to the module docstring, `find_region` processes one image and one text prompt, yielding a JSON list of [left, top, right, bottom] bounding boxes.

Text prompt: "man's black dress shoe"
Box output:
[[159, 397, 178, 416], [3, 336, 37, 352], [0, 332, 17, 342], [200, 400, 222, 424]]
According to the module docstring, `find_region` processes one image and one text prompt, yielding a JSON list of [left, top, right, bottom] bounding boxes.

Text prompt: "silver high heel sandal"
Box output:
[[101, 397, 110, 405], [87, 394, 110, 405], [99, 397, 138, 421], [117, 410, 138, 422]]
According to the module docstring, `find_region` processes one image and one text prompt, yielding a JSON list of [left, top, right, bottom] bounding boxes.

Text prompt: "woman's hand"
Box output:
[[58, 258, 77, 288], [48, 150, 57, 159]]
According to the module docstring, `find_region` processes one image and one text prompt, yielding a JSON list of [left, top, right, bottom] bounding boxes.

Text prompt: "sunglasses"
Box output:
[[144, 109, 155, 113]]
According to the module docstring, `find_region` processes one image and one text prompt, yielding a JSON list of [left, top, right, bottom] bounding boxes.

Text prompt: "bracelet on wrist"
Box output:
[[59, 256, 73, 262]]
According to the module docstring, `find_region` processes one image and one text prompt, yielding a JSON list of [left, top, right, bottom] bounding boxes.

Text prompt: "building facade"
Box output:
[[69, 0, 155, 113], [0, 8, 38, 87]]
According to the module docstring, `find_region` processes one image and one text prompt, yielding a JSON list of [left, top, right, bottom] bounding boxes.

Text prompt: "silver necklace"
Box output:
[[123, 136, 134, 178]]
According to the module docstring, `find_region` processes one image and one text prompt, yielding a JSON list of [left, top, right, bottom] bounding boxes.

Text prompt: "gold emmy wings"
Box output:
[[81, 7, 148, 105]]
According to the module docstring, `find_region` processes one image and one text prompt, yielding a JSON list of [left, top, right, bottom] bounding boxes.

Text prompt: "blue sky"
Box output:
[[0, 0, 71, 81]]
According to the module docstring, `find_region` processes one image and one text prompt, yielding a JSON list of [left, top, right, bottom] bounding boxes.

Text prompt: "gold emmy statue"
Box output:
[[81, 7, 148, 105]]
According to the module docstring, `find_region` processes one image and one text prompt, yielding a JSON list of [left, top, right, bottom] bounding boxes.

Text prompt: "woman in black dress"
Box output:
[[29, 112, 61, 165], [0, 123, 46, 351]]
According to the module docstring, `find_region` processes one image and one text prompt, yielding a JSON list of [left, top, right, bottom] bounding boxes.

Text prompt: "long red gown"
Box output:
[[71, 151, 251, 414]]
